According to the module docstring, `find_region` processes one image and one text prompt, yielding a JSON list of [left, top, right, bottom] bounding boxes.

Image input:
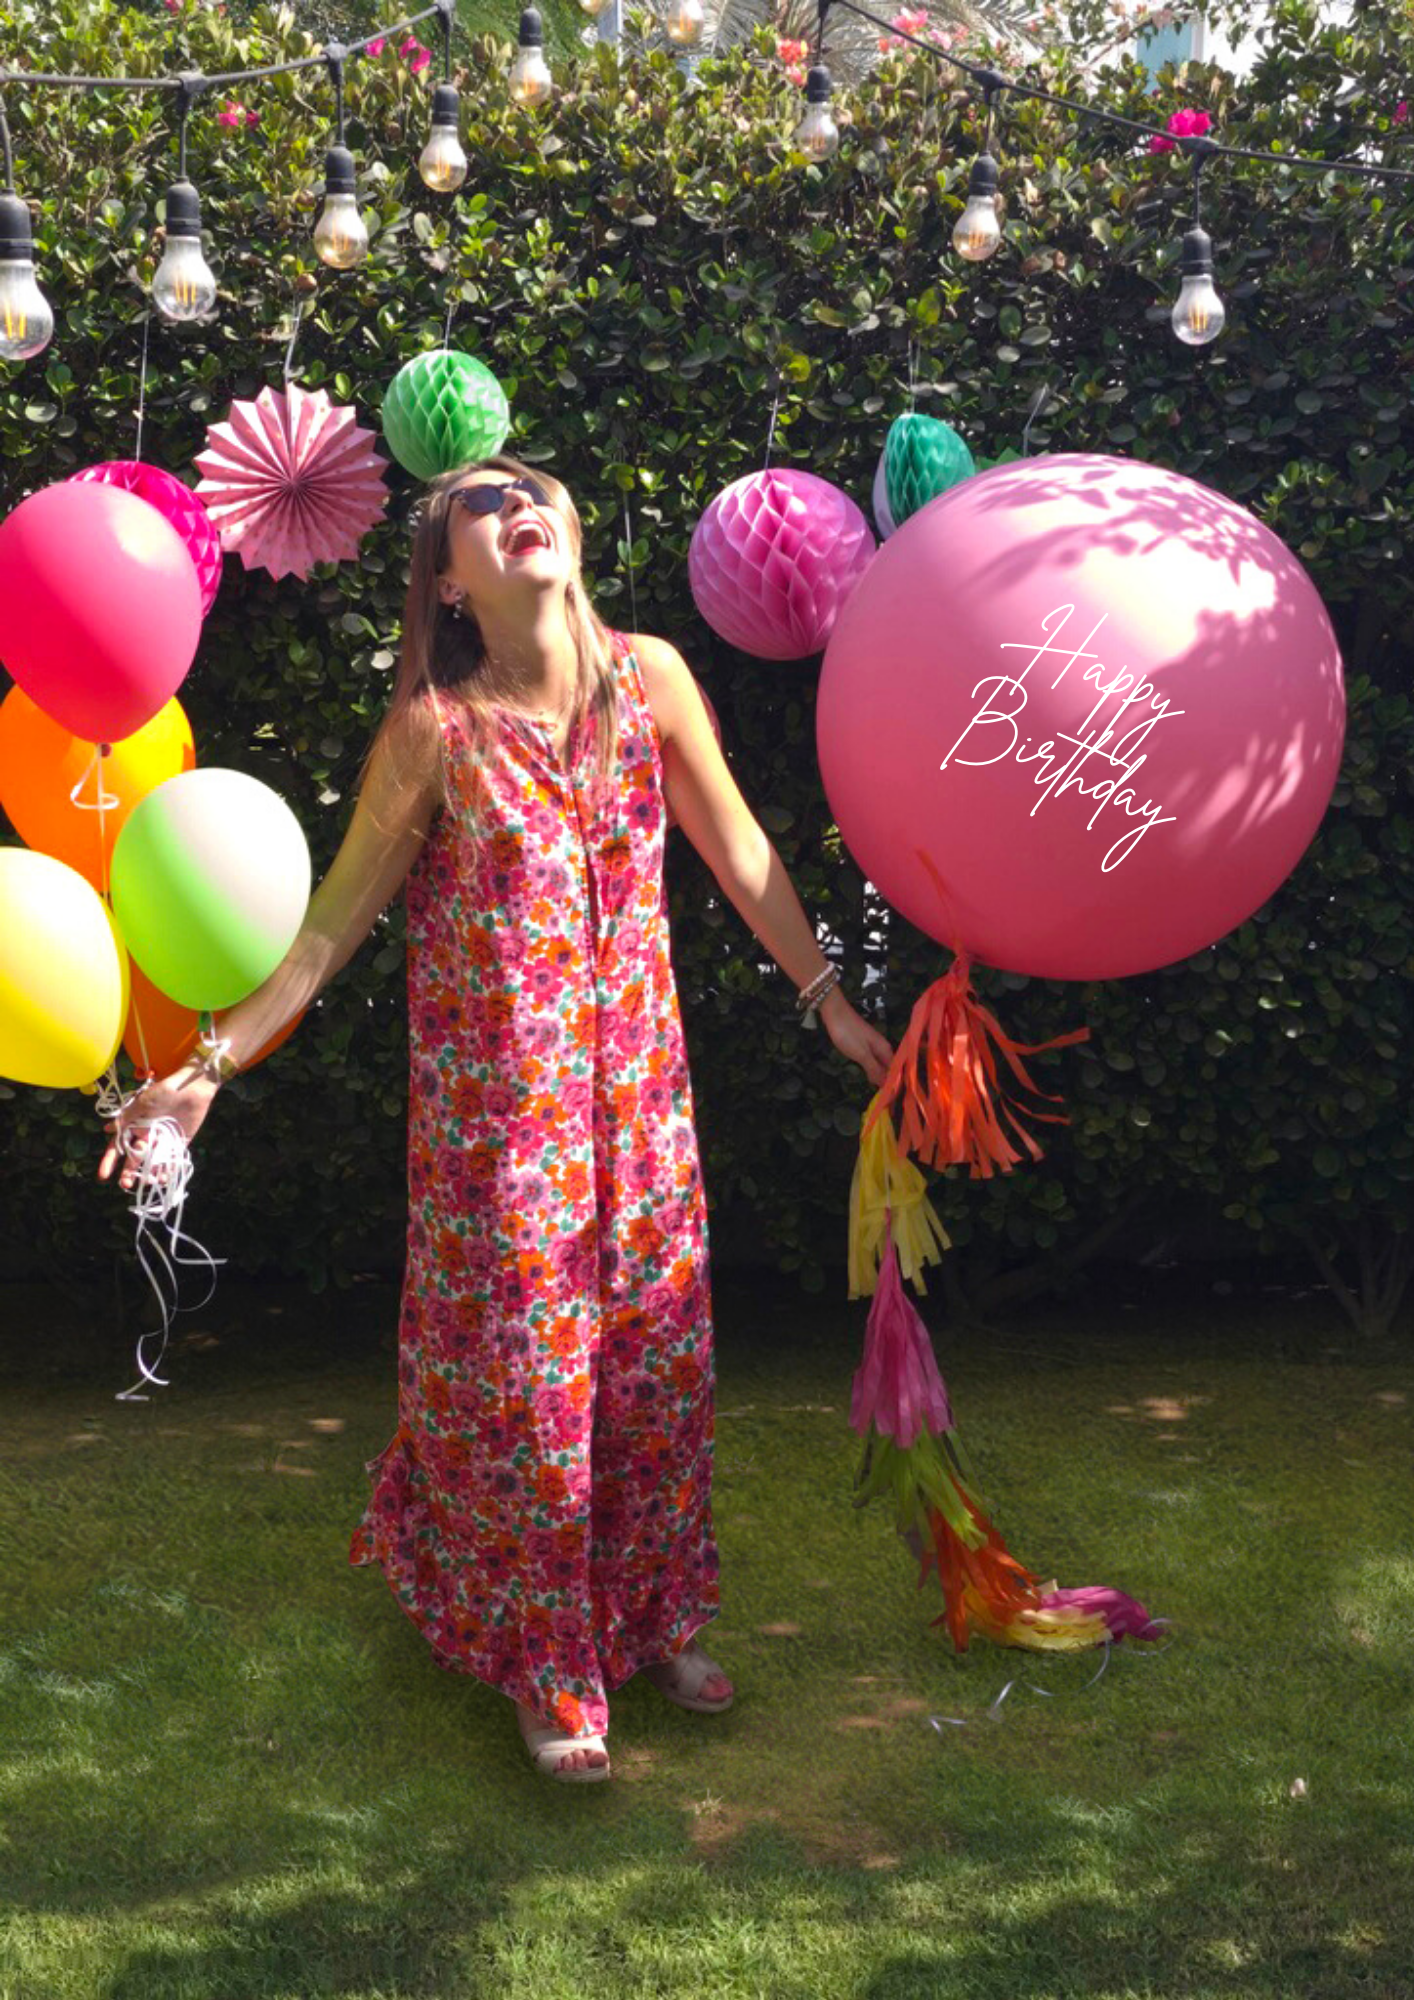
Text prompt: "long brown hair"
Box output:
[[362, 453, 622, 832]]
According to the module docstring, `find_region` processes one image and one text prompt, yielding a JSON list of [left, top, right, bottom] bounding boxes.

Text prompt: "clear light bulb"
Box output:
[[314, 194, 370, 268], [419, 85, 468, 192], [664, 0, 704, 45], [0, 196, 54, 360], [0, 260, 53, 360], [952, 153, 1002, 263], [579, 0, 609, 14], [795, 67, 840, 163], [510, 8, 554, 106], [153, 238, 219, 318], [1171, 227, 1225, 346], [313, 146, 369, 269], [152, 181, 217, 320]]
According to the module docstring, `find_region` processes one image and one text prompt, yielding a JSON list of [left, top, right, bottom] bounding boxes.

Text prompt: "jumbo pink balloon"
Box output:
[[0, 481, 202, 744], [688, 468, 875, 660], [69, 461, 224, 617], [817, 453, 1346, 981]]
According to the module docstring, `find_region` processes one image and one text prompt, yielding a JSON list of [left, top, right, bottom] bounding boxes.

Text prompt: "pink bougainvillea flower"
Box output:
[[777, 36, 808, 64], [1395, 100, 1409, 125], [893, 7, 929, 32], [399, 35, 419, 54], [408, 45, 432, 74], [365, 36, 386, 57], [217, 100, 245, 128], [1148, 105, 1213, 154], [244, 107, 261, 128], [784, 63, 806, 87]]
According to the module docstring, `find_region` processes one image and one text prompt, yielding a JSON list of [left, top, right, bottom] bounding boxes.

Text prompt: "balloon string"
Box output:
[[622, 493, 638, 633], [928, 1619, 1174, 1730], [134, 310, 151, 463], [283, 299, 304, 386], [106, 1109, 224, 1403], [443, 285, 455, 354], [763, 388, 780, 469], [908, 338, 918, 413]]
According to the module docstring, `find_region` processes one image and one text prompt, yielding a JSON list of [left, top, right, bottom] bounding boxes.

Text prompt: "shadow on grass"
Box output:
[[2, 1268, 1412, 1997]]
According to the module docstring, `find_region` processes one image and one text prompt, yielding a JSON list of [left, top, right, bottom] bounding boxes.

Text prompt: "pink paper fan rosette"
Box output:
[[193, 382, 389, 582], [68, 460, 224, 617], [688, 468, 876, 660]]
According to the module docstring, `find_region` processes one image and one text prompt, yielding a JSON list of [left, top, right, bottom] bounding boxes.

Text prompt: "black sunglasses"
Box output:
[[452, 477, 551, 519]]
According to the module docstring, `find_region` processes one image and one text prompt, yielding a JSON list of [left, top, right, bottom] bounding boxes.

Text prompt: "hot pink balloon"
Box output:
[[817, 453, 1346, 980], [688, 468, 875, 660], [69, 461, 224, 618], [0, 481, 202, 745]]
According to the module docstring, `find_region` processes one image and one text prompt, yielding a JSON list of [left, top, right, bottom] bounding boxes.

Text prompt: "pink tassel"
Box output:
[[850, 1228, 954, 1448], [1036, 1585, 1163, 1642]]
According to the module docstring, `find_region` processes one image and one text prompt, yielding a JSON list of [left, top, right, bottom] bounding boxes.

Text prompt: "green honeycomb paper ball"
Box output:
[[381, 350, 511, 481], [883, 413, 976, 528]]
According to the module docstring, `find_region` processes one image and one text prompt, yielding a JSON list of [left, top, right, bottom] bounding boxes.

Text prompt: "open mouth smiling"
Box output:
[[501, 517, 553, 557]]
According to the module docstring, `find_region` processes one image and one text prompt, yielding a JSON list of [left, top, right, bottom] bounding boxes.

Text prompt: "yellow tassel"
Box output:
[[848, 1091, 951, 1300]]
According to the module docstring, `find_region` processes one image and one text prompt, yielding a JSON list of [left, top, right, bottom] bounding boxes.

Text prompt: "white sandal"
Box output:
[[516, 1707, 612, 1783], [641, 1641, 735, 1714]]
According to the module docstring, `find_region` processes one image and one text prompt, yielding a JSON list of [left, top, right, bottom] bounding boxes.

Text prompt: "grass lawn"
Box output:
[[1, 1260, 1411, 1998]]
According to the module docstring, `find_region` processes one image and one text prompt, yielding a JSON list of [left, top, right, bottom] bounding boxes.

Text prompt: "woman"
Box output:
[[99, 455, 894, 1783]]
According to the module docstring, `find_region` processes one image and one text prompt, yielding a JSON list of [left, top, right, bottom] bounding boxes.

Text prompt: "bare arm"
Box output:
[[211, 708, 440, 1067], [631, 632, 893, 1087], [98, 702, 441, 1184]]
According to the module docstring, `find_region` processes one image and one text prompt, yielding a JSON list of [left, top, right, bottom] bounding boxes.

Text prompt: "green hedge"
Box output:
[[2, 0, 1412, 1330]]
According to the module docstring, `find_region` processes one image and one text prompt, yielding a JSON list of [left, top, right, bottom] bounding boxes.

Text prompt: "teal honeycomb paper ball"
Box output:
[[381, 349, 511, 481], [883, 413, 976, 529]]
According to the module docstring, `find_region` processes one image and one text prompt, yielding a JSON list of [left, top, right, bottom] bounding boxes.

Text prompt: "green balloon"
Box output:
[[381, 349, 511, 481], [110, 769, 312, 1013], [883, 413, 976, 528]]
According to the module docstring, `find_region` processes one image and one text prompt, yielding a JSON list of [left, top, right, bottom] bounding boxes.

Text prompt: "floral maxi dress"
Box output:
[[349, 631, 720, 1738]]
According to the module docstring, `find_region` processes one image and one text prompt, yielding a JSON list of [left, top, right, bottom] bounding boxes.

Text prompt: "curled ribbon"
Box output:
[[102, 1083, 224, 1401], [928, 1619, 1173, 1729]]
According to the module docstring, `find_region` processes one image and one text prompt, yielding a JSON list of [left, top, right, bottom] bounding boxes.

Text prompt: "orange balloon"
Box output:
[[0, 687, 195, 892], [122, 958, 306, 1079], [122, 959, 200, 1077]]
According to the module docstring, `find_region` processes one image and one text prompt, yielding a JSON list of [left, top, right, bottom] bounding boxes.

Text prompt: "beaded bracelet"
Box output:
[[795, 962, 843, 1030]]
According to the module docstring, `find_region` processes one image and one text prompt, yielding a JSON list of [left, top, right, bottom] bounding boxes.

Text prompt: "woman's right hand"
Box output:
[[97, 1068, 222, 1193]]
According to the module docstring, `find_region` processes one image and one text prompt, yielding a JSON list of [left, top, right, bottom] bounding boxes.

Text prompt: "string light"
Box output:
[[795, 1, 839, 162], [0, 103, 54, 360], [153, 78, 218, 320], [1170, 138, 1224, 346], [795, 66, 840, 161], [663, 0, 705, 48], [509, 9, 554, 108], [419, 1, 467, 192], [952, 70, 1004, 263], [1, 0, 1412, 364], [314, 48, 371, 269]]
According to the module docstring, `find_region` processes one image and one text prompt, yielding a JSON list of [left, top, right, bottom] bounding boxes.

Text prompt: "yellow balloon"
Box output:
[[0, 849, 129, 1087]]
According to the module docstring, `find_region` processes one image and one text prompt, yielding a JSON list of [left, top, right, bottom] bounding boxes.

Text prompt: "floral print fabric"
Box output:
[[349, 631, 720, 1737]]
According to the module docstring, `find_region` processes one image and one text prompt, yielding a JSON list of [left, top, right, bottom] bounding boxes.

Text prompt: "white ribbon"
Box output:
[[104, 1092, 224, 1402]]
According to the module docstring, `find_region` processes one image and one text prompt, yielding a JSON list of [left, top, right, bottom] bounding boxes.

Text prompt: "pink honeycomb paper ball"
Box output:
[[69, 461, 224, 618], [688, 468, 875, 660]]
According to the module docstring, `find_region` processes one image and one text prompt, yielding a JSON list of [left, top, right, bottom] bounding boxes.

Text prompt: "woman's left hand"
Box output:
[[819, 993, 895, 1091]]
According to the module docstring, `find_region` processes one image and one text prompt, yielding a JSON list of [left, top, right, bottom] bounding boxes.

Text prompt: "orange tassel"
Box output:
[[918, 1490, 1046, 1651], [864, 848, 1089, 1177]]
